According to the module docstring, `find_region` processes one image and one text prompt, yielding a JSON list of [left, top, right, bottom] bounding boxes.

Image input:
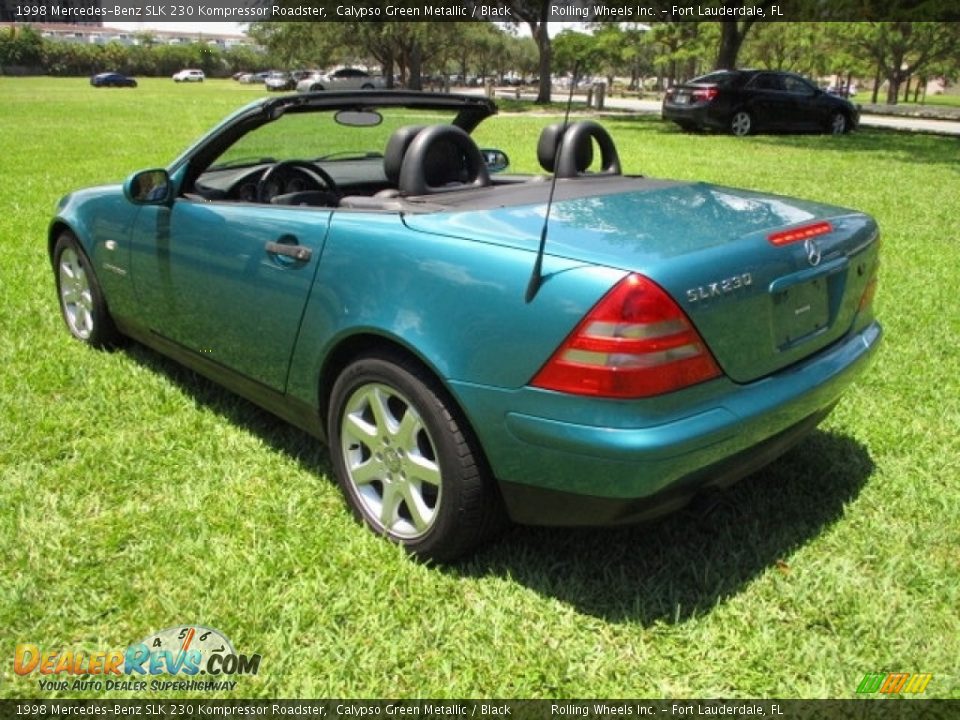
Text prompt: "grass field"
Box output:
[[902, 93, 960, 109], [1, 78, 958, 699]]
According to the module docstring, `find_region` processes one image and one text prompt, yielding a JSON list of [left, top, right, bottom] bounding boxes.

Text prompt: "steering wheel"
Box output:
[[256, 160, 340, 204]]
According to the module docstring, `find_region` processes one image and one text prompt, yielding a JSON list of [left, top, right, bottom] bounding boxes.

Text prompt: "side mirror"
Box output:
[[481, 148, 509, 174], [124, 169, 172, 205]]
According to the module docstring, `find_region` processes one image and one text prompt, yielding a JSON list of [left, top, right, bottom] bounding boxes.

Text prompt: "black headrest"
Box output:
[[536, 123, 566, 172], [537, 122, 595, 174], [398, 125, 490, 196], [383, 125, 425, 184], [553, 121, 622, 179]]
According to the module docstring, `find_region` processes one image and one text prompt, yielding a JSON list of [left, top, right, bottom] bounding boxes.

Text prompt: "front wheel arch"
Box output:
[[48, 220, 79, 267]]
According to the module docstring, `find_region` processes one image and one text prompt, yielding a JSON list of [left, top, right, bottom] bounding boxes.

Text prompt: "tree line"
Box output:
[[552, 22, 960, 104], [0, 25, 263, 78], [249, 19, 958, 105]]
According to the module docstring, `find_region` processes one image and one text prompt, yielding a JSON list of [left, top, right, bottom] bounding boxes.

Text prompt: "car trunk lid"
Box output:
[[403, 180, 880, 384]]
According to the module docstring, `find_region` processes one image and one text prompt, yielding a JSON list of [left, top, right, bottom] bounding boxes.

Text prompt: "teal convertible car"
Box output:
[[50, 92, 881, 560]]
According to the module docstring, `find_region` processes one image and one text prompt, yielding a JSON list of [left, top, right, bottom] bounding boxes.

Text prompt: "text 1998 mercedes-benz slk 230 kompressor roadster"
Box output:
[[50, 91, 881, 560]]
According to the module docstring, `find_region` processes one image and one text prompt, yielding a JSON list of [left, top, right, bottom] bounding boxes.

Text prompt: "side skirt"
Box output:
[[115, 317, 326, 441]]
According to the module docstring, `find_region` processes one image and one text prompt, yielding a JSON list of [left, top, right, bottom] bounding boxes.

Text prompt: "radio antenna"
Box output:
[[525, 62, 579, 304]]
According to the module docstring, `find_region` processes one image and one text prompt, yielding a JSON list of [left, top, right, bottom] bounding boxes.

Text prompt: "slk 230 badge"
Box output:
[[686, 273, 753, 303]]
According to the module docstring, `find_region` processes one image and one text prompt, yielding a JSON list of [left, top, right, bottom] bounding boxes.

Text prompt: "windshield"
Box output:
[[210, 107, 463, 170]]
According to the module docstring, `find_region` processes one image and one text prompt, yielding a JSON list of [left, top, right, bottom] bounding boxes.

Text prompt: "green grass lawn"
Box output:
[[901, 93, 960, 109], [1, 77, 958, 699]]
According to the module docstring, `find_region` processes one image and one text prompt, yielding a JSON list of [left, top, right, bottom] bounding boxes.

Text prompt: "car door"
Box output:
[[743, 72, 789, 130], [781, 74, 823, 131], [129, 198, 331, 392]]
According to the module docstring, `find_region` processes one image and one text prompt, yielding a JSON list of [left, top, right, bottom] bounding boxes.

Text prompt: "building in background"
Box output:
[[0, 21, 250, 50]]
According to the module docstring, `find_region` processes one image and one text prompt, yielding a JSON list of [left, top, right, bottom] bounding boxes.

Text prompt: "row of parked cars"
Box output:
[[90, 67, 384, 91], [91, 69, 205, 86]]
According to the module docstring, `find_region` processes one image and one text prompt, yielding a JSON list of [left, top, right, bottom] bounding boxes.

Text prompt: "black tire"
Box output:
[[53, 232, 122, 349], [311, 84, 324, 92], [327, 351, 505, 562], [730, 109, 753, 137], [361, 83, 374, 90]]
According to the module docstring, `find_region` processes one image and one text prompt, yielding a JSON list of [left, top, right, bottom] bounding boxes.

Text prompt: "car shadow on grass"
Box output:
[[455, 429, 875, 625], [122, 343, 334, 480]]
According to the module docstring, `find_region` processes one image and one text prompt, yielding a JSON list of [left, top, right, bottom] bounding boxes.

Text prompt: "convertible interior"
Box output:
[[188, 97, 625, 212]]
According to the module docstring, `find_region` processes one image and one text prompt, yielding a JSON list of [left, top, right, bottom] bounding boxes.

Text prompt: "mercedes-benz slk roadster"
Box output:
[[50, 92, 881, 560]]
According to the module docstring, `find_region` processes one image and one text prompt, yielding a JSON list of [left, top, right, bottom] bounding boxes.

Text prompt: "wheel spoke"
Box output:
[[395, 408, 423, 452], [60, 250, 78, 280], [61, 285, 79, 305], [349, 458, 385, 486], [403, 452, 441, 487], [77, 305, 93, 337], [379, 482, 404, 527], [343, 410, 378, 443], [366, 386, 398, 436], [399, 482, 434, 532]]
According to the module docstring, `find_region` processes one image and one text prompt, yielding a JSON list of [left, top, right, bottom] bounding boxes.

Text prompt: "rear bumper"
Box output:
[[451, 320, 881, 526], [662, 103, 726, 129], [499, 403, 834, 526]]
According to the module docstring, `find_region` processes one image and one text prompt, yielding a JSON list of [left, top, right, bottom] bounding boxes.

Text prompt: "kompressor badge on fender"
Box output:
[[686, 273, 753, 303]]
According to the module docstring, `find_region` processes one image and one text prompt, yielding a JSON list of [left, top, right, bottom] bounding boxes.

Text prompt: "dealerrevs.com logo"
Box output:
[[14, 625, 261, 693]]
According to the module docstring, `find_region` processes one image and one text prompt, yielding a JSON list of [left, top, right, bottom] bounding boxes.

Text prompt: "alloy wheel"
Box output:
[[830, 113, 847, 135], [339, 382, 442, 539], [731, 111, 752, 136], [58, 246, 94, 340]]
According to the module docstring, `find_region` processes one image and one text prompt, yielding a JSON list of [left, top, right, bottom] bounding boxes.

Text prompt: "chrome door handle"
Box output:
[[265, 241, 311, 262]]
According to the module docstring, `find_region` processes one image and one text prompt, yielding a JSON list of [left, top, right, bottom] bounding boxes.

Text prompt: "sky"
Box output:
[[109, 22, 248, 36]]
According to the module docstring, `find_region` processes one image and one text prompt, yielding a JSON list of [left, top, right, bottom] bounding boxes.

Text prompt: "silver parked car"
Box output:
[[296, 68, 385, 93], [264, 71, 295, 92], [172, 69, 205, 83]]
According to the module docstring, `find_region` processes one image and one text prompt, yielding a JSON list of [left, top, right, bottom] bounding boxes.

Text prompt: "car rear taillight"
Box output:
[[531, 274, 722, 399], [692, 87, 718, 102]]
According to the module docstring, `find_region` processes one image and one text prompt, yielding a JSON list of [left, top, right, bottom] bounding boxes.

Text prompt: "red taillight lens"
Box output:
[[531, 274, 722, 399], [768, 221, 833, 246], [692, 86, 718, 102]]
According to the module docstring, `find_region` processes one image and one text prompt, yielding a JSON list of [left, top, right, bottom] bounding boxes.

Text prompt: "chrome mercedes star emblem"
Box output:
[[804, 238, 822, 267]]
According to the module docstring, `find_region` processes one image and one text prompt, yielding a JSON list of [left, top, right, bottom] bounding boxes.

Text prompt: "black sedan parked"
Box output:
[[90, 72, 137, 88], [662, 70, 858, 136]]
